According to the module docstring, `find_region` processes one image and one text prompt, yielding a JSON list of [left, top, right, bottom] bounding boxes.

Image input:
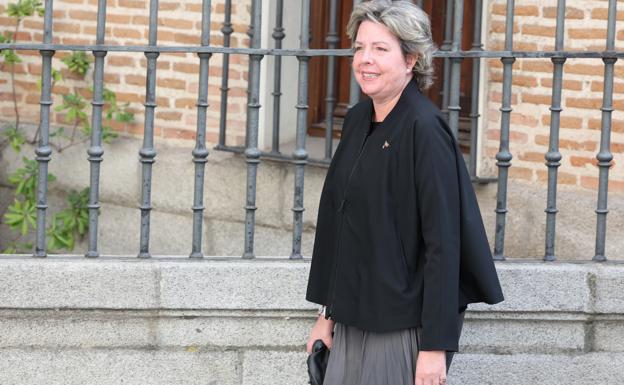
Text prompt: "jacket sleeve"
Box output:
[[413, 115, 462, 352]]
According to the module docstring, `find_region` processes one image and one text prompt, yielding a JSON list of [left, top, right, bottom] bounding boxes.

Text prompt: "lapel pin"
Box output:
[[382, 140, 390, 149]]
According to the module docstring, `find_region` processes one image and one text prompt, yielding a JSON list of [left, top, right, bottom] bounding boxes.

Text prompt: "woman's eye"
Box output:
[[376, 47, 387, 51], [353, 46, 362, 51]]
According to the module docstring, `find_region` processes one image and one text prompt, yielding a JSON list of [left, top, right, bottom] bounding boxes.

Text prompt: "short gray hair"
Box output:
[[347, 0, 436, 91]]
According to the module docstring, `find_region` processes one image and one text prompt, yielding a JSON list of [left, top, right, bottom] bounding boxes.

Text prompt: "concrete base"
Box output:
[[0, 256, 623, 384]]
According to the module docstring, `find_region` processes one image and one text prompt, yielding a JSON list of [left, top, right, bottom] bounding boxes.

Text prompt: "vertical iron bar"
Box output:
[[243, 0, 263, 259], [34, 0, 55, 258], [190, 0, 212, 259], [137, 0, 159, 258], [493, 0, 515, 261], [447, 0, 464, 139], [440, 0, 454, 121], [291, 0, 311, 259], [468, 0, 483, 177], [543, 0, 566, 262], [593, 0, 617, 262], [348, 0, 362, 108], [217, 0, 232, 148], [270, 0, 285, 154], [323, 0, 339, 160], [85, 0, 107, 258]]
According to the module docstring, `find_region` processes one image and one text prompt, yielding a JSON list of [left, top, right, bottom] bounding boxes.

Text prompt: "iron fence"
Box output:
[[0, 0, 619, 262]]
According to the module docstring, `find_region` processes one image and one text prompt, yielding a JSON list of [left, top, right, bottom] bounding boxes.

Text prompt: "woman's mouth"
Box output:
[[361, 72, 380, 80]]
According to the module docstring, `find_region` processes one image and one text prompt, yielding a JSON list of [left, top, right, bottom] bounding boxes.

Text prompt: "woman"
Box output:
[[305, 1, 505, 385]]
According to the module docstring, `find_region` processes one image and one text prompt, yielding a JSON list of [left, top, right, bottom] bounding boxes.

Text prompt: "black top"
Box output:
[[306, 79, 504, 352]]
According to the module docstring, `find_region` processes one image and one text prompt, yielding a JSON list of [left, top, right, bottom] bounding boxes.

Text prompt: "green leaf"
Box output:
[[3, 126, 26, 152], [7, 0, 44, 19], [61, 51, 91, 77]]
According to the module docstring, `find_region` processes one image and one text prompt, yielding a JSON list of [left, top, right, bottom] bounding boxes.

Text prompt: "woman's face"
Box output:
[[352, 20, 415, 104]]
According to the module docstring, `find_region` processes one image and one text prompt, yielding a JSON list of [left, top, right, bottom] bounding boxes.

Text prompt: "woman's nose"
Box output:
[[360, 48, 373, 64]]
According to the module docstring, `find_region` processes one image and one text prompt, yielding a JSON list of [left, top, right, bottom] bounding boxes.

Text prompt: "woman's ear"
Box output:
[[405, 54, 417, 72]]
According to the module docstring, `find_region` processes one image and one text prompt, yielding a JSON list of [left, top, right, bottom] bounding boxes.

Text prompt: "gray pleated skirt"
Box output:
[[324, 312, 465, 385]]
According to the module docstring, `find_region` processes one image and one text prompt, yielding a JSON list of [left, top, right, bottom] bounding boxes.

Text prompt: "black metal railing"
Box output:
[[0, 0, 619, 262]]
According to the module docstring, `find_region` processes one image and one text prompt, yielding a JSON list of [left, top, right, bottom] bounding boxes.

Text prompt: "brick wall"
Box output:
[[0, 0, 251, 146], [484, 0, 624, 192], [1, 0, 623, 193]]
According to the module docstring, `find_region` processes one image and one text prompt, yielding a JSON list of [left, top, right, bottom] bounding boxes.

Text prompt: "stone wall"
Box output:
[[0, 256, 622, 385]]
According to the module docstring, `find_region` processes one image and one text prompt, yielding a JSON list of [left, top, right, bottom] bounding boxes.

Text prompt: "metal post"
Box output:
[[593, 0, 617, 262], [543, 0, 566, 262], [348, 0, 362, 108], [243, 0, 263, 259], [323, 0, 339, 160], [190, 0, 212, 259], [34, 0, 55, 258], [468, 0, 483, 177], [440, 0, 454, 121], [270, 0, 285, 154], [85, 0, 107, 258], [291, 0, 311, 259], [493, 0, 515, 261], [447, 0, 464, 139], [216, 0, 232, 149], [137, 0, 159, 258]]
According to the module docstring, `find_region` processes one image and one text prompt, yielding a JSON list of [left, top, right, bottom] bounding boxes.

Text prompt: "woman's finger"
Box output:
[[415, 376, 424, 385]]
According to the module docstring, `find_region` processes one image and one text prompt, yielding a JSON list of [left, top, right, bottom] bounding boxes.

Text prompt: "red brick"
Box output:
[[173, 62, 200, 74], [540, 78, 584, 91], [125, 74, 146, 86], [159, 18, 194, 30], [571, 156, 600, 168], [113, 27, 143, 39], [108, 56, 136, 67], [492, 4, 538, 16], [566, 63, 604, 76], [68, 10, 98, 20], [566, 98, 602, 109], [518, 151, 544, 162], [536, 170, 577, 185], [486, 129, 528, 144], [511, 113, 539, 127], [175, 98, 197, 109], [509, 166, 533, 180], [591, 8, 624, 21], [521, 61, 552, 73], [570, 29, 606, 40], [522, 93, 551, 106], [543, 7, 584, 19], [23, 19, 44, 30], [541, 115, 584, 130], [117, 0, 146, 9], [163, 127, 196, 140], [159, 2, 180, 11], [107, 14, 132, 24], [588, 119, 624, 133], [522, 24, 556, 38], [54, 22, 81, 34], [490, 20, 519, 34], [156, 111, 183, 121]]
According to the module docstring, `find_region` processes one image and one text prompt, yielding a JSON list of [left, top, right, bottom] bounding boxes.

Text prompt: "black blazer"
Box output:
[[306, 79, 504, 352]]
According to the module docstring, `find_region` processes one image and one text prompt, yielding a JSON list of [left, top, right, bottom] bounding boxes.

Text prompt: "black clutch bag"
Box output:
[[307, 339, 330, 385]]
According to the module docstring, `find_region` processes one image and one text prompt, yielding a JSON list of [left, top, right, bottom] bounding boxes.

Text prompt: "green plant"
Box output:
[[0, 0, 134, 254], [61, 51, 91, 77]]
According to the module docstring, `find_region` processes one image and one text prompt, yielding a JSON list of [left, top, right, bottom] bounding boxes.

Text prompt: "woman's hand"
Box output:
[[415, 350, 447, 385], [306, 315, 335, 353]]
